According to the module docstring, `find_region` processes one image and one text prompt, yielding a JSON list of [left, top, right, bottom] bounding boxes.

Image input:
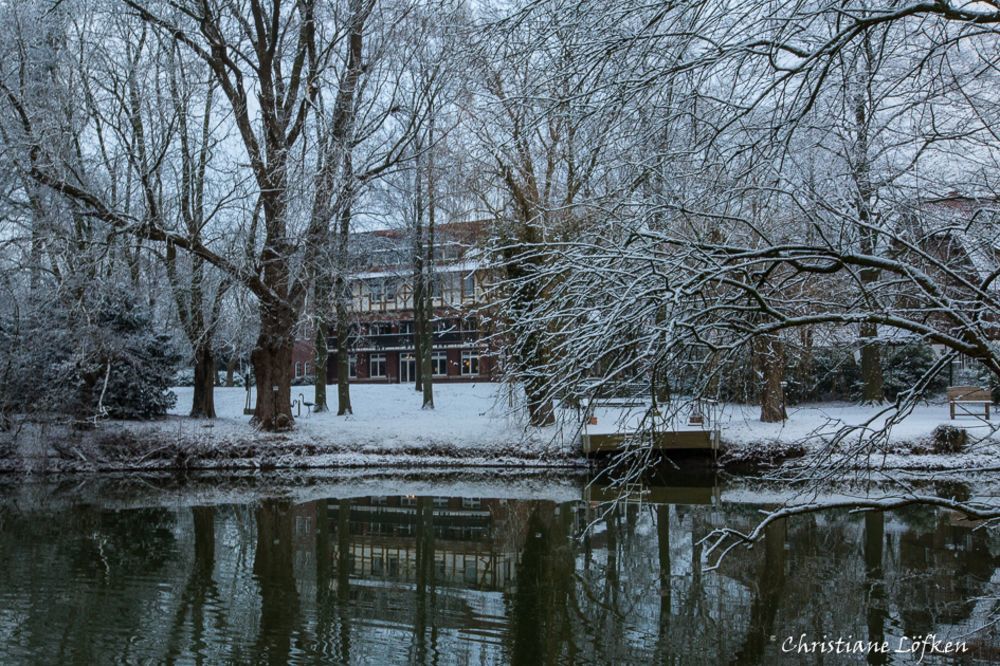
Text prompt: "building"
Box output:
[[292, 220, 497, 384]]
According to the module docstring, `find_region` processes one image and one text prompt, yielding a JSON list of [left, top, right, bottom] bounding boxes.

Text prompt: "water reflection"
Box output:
[[0, 476, 998, 664]]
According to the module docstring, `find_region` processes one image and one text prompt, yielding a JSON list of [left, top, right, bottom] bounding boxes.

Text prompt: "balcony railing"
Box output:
[[328, 329, 481, 352]]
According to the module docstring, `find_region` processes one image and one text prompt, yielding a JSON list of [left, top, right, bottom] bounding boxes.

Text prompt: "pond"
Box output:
[[0, 472, 997, 664]]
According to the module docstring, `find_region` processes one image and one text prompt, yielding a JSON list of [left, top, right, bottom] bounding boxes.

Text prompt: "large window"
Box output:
[[370, 353, 386, 378], [432, 352, 447, 376], [461, 351, 479, 376], [294, 362, 303, 378], [348, 354, 357, 379], [462, 273, 475, 300], [400, 353, 416, 383]]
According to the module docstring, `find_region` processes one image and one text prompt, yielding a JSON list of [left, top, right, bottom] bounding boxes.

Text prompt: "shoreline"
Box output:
[[1, 424, 994, 475], [2, 384, 996, 476]]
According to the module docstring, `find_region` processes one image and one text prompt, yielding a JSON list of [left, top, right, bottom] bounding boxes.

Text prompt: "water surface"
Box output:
[[0, 473, 997, 664]]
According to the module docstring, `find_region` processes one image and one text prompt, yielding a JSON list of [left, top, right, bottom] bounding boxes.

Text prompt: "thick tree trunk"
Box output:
[[334, 155, 355, 416], [313, 319, 328, 413], [853, 55, 884, 406], [756, 333, 787, 423], [335, 299, 353, 416], [860, 320, 884, 404], [251, 300, 295, 431], [525, 378, 555, 426], [505, 221, 555, 427], [190, 343, 217, 418]]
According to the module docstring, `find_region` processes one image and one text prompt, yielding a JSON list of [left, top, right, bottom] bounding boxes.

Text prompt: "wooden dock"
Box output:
[[581, 428, 720, 455]]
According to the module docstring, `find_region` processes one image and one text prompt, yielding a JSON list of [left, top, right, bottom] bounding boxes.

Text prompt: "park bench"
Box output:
[[947, 385, 992, 420]]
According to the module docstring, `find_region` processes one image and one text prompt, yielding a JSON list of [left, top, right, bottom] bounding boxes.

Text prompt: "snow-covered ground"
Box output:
[[156, 382, 579, 466], [170, 382, 534, 450], [717, 400, 998, 446], [587, 397, 1000, 471], [6, 383, 998, 473]]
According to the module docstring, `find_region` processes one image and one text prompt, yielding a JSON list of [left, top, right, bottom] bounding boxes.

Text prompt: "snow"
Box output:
[[157, 382, 581, 467], [579, 397, 1000, 471], [5, 382, 997, 473], [716, 400, 997, 446]]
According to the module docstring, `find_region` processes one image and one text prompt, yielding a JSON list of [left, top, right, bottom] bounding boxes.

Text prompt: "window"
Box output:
[[464, 561, 478, 585], [348, 354, 357, 378], [384, 278, 398, 301], [303, 362, 311, 376], [461, 351, 479, 376], [295, 362, 303, 378], [462, 273, 475, 300], [400, 321, 414, 334], [369, 279, 385, 301], [432, 352, 447, 376], [370, 353, 386, 378]]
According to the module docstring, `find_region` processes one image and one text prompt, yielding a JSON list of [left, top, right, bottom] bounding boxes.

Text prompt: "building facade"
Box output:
[[292, 221, 497, 384]]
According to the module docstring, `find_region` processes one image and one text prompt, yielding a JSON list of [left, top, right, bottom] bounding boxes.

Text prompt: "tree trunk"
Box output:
[[526, 378, 555, 426], [412, 139, 425, 393], [190, 343, 217, 418], [251, 300, 295, 431], [420, 314, 433, 408], [334, 263, 352, 417], [335, 309, 353, 416], [756, 333, 787, 423], [413, 286, 424, 391], [860, 320, 884, 404], [334, 153, 355, 416], [421, 118, 435, 410], [504, 220, 555, 427], [313, 318, 328, 413], [853, 45, 884, 406]]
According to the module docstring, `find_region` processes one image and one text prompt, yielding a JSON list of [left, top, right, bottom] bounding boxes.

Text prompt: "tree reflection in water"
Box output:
[[0, 476, 997, 664]]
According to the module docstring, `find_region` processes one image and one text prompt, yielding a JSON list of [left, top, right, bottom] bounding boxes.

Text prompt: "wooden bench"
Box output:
[[948, 385, 992, 420]]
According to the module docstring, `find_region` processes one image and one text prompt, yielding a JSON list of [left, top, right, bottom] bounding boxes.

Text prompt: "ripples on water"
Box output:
[[0, 474, 998, 664]]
